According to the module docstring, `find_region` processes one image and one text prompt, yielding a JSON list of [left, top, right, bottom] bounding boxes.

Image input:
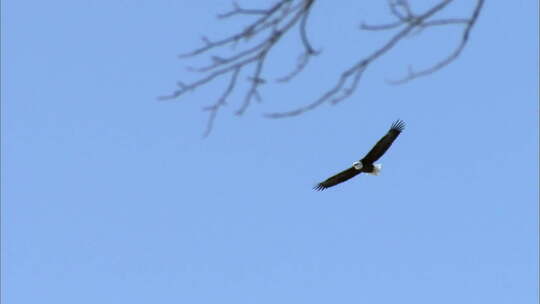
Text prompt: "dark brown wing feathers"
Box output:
[[314, 167, 360, 191], [314, 120, 405, 191], [361, 119, 405, 165]]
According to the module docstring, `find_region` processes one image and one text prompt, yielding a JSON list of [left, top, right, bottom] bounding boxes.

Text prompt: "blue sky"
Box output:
[[2, 1, 538, 303]]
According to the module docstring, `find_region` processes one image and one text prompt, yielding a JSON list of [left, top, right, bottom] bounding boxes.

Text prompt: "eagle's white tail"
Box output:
[[367, 164, 382, 176]]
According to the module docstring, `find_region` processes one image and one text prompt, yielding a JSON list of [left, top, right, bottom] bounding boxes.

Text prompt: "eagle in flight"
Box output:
[[314, 120, 405, 191]]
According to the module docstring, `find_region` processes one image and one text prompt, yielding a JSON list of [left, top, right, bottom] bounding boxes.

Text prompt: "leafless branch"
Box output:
[[161, 0, 318, 135], [267, 0, 485, 117], [389, 0, 414, 22], [275, 51, 312, 82], [217, 2, 269, 19], [163, 0, 485, 134], [360, 20, 403, 31], [202, 67, 241, 137], [275, 0, 319, 82], [267, 0, 454, 117], [389, 0, 485, 84]]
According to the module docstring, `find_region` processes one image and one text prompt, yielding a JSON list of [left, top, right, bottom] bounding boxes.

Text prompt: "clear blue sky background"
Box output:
[[2, 1, 538, 303]]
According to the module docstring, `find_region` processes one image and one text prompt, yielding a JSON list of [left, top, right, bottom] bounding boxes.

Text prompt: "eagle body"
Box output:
[[314, 120, 405, 191]]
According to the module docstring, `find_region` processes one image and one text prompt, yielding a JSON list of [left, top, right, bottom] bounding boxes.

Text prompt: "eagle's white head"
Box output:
[[367, 163, 382, 176], [353, 161, 381, 175]]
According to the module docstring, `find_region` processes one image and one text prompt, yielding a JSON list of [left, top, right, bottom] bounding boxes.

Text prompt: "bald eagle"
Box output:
[[314, 120, 405, 191]]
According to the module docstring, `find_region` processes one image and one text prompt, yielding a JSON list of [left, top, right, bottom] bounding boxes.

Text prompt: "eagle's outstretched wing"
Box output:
[[361, 119, 405, 165], [314, 167, 360, 191]]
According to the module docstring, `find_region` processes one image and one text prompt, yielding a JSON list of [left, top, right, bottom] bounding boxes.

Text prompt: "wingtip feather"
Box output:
[[313, 183, 327, 191], [390, 119, 405, 132]]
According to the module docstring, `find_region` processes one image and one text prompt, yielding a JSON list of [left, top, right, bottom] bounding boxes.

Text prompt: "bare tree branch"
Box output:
[[389, 0, 414, 22], [267, 0, 457, 118], [236, 49, 268, 115], [217, 2, 269, 19], [389, 0, 485, 84], [177, 1, 290, 58], [202, 67, 241, 137], [163, 0, 485, 134], [267, 0, 485, 117], [160, 0, 318, 135], [275, 0, 319, 82], [360, 20, 403, 31]]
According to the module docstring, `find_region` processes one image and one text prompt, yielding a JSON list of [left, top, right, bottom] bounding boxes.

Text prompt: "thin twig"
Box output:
[[389, 0, 485, 84], [202, 67, 241, 137], [163, 0, 485, 134], [266, 0, 454, 118]]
